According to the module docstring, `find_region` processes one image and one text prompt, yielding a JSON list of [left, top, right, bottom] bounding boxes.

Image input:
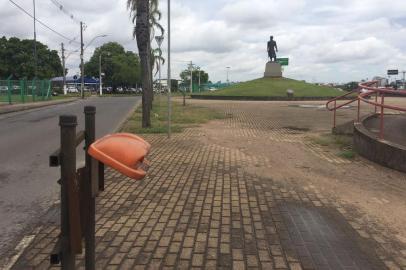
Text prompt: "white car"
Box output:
[[67, 86, 79, 93]]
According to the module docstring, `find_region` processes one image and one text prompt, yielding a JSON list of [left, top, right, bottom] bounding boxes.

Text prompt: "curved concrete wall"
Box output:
[[354, 114, 406, 172]]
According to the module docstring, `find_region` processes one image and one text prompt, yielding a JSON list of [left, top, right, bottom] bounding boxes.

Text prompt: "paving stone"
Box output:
[[11, 101, 406, 270]]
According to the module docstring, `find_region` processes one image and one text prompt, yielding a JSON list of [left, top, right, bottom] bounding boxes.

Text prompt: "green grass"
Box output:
[[197, 77, 344, 97], [122, 96, 225, 134], [310, 133, 356, 159]]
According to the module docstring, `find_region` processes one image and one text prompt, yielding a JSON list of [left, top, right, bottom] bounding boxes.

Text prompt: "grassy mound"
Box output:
[[198, 77, 343, 97]]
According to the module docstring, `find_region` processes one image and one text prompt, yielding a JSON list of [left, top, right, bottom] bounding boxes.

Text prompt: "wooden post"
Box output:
[[84, 106, 96, 270], [59, 115, 77, 270], [99, 162, 105, 191]]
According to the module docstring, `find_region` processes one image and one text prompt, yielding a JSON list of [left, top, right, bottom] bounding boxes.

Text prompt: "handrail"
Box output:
[[326, 80, 406, 139], [326, 89, 359, 111]]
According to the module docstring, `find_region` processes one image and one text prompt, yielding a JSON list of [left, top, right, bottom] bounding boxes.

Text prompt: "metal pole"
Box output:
[[80, 22, 85, 99], [61, 43, 67, 95], [158, 55, 161, 94], [380, 94, 385, 139], [333, 100, 336, 128], [99, 54, 102, 96], [167, 0, 171, 139], [84, 106, 96, 270], [357, 98, 360, 122], [59, 115, 77, 270], [190, 61, 193, 93], [33, 0, 37, 78], [198, 67, 201, 92]]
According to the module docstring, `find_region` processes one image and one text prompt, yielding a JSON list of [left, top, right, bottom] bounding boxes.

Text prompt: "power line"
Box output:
[[8, 0, 80, 44], [50, 0, 81, 24]]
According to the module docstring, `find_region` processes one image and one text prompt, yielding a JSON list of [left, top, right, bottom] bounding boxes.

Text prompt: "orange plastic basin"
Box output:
[[88, 133, 151, 180]]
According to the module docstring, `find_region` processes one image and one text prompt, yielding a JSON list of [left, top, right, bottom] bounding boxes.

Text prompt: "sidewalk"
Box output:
[[0, 98, 78, 115], [11, 100, 406, 269]]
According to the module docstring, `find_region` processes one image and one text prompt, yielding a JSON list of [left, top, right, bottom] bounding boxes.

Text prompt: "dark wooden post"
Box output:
[[84, 106, 96, 270], [98, 162, 105, 191], [59, 115, 77, 270]]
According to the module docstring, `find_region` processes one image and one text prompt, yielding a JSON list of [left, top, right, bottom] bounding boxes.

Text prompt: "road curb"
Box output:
[[113, 99, 142, 132], [0, 98, 79, 115]]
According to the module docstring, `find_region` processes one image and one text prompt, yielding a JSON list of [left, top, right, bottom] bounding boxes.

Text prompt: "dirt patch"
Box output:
[[193, 99, 406, 245]]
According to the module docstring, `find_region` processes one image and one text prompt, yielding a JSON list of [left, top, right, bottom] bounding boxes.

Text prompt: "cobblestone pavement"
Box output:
[[12, 100, 406, 269]]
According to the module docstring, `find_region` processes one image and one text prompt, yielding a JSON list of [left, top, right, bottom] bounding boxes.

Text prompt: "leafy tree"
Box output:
[[84, 42, 141, 89], [180, 69, 209, 85], [0, 36, 63, 79]]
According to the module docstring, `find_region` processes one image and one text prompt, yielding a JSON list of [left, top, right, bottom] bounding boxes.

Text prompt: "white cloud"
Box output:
[[1, 0, 406, 83]]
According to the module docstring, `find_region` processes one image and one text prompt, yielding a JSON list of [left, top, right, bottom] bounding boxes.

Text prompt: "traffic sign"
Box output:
[[387, 70, 398, 75], [276, 58, 289, 66]]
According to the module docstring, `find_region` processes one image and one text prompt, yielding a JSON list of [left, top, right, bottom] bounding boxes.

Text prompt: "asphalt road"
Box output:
[[0, 96, 141, 259]]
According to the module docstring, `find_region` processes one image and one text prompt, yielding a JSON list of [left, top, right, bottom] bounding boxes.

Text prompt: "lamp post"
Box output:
[[80, 34, 107, 99], [197, 66, 201, 92], [189, 61, 193, 93], [99, 52, 110, 96], [33, 0, 37, 78], [155, 36, 164, 94]]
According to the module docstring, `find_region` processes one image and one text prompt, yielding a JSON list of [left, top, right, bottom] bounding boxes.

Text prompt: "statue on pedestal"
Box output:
[[267, 36, 278, 62]]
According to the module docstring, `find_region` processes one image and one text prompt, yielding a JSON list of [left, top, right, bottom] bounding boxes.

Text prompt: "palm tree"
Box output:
[[127, 0, 152, 127], [127, 0, 164, 127]]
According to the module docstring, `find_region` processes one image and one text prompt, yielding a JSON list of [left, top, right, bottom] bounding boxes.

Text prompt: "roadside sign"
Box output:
[[387, 70, 398, 75], [276, 58, 289, 66]]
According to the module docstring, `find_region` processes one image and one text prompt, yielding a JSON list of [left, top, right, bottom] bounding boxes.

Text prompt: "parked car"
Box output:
[[67, 86, 79, 93], [0, 86, 8, 92]]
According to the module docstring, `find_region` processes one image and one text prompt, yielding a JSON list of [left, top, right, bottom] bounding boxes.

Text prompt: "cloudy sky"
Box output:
[[2, 0, 406, 83]]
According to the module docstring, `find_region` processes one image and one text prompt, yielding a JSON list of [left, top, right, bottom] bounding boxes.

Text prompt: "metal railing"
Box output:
[[0, 77, 51, 104], [326, 81, 406, 139]]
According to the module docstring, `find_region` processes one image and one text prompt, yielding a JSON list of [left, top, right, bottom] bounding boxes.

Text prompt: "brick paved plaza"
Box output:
[[13, 100, 406, 269]]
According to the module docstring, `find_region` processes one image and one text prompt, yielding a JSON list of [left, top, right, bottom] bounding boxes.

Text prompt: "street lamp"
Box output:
[[99, 51, 110, 96], [155, 36, 164, 94], [226, 67, 230, 85], [196, 66, 201, 92], [81, 34, 108, 99]]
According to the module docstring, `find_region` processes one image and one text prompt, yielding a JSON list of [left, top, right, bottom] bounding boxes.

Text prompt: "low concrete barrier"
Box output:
[[354, 114, 406, 172]]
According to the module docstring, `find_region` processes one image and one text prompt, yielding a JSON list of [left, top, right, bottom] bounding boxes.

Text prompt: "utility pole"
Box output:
[[80, 22, 85, 99], [61, 43, 66, 95], [197, 67, 201, 92], [167, 0, 172, 139], [189, 61, 193, 93], [99, 53, 102, 96], [33, 0, 37, 78]]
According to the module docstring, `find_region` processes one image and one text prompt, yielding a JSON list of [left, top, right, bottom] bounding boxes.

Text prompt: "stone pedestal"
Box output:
[[264, 61, 282, 78]]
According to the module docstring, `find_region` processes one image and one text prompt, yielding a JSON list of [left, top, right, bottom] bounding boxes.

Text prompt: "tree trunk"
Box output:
[[135, 0, 152, 128]]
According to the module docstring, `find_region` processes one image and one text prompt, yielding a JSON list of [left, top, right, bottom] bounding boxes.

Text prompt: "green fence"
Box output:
[[0, 78, 51, 104]]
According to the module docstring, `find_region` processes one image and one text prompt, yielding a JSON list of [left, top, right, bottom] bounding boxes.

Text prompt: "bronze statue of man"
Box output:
[[267, 36, 278, 62]]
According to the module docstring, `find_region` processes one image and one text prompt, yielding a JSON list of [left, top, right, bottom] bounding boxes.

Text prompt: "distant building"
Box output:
[[372, 76, 388, 87]]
